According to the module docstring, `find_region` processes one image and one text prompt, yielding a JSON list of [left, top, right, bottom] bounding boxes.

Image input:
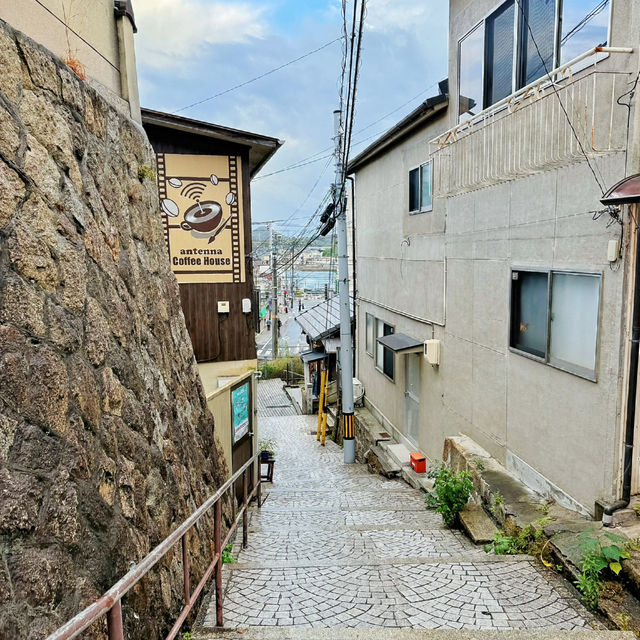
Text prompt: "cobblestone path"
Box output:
[[201, 381, 601, 632]]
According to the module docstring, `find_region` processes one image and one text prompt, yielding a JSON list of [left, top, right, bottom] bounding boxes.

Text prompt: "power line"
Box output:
[[174, 37, 343, 113], [253, 154, 333, 181]]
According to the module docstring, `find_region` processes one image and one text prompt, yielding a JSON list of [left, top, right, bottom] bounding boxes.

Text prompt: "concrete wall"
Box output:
[[0, 0, 140, 120], [355, 0, 640, 515]]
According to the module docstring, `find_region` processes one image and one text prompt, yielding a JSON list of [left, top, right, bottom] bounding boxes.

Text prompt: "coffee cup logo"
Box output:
[[181, 201, 223, 233]]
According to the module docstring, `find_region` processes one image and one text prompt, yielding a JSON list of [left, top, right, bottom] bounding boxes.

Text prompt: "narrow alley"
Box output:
[[194, 380, 615, 638]]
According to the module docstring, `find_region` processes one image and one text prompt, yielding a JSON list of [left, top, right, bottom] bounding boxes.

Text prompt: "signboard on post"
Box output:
[[157, 153, 245, 284], [231, 381, 250, 444]]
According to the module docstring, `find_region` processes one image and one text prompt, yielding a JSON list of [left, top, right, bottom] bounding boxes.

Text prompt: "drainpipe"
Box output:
[[603, 45, 640, 525], [604, 207, 640, 525], [347, 175, 357, 376]]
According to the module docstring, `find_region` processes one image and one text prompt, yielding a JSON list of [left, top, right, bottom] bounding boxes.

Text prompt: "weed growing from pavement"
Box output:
[[574, 531, 629, 609], [425, 464, 474, 528]]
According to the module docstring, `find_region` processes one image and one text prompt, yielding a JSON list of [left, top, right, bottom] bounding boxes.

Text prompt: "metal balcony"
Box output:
[[430, 47, 634, 197]]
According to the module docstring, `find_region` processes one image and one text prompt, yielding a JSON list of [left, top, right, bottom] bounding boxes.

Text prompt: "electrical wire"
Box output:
[[174, 37, 343, 113]]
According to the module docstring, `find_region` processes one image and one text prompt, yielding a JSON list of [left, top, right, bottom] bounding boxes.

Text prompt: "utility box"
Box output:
[[424, 339, 441, 366], [217, 300, 230, 313], [410, 451, 426, 474]]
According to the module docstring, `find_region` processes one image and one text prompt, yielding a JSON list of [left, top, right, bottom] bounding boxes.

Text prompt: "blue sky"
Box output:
[[134, 0, 449, 227]]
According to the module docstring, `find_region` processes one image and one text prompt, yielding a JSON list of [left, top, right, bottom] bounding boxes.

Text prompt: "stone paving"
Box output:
[[201, 381, 601, 632]]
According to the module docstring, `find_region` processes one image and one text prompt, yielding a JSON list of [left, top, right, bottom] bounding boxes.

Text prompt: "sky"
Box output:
[[133, 0, 449, 232]]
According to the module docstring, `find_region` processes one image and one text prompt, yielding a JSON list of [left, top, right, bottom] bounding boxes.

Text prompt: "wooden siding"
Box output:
[[144, 124, 256, 362]]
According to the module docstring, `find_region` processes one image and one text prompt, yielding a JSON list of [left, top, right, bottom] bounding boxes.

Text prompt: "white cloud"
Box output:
[[364, 0, 433, 34], [134, 0, 266, 68]]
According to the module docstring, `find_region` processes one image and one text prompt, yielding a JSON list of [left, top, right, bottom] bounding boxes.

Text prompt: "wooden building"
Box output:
[[142, 108, 282, 363]]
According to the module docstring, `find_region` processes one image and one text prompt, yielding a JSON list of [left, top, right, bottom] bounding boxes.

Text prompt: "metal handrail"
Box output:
[[47, 453, 263, 640]]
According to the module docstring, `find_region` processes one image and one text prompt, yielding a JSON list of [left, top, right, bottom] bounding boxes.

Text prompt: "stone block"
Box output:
[[0, 158, 24, 228], [459, 504, 498, 544]]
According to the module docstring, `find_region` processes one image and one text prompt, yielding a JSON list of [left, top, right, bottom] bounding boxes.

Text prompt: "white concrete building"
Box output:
[[349, 0, 640, 517]]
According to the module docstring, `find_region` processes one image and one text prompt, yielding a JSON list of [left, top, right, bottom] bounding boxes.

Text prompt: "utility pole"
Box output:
[[270, 224, 278, 359], [333, 109, 355, 464], [290, 246, 294, 308]]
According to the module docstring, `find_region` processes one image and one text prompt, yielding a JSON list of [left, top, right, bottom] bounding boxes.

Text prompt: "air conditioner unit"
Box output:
[[424, 339, 440, 366]]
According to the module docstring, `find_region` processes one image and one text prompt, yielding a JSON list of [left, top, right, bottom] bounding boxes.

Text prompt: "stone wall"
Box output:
[[0, 20, 228, 639]]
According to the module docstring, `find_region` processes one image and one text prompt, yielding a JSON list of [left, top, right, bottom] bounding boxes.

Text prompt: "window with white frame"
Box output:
[[409, 161, 433, 213], [375, 319, 395, 380], [510, 269, 601, 380], [365, 313, 374, 356], [458, 0, 611, 122]]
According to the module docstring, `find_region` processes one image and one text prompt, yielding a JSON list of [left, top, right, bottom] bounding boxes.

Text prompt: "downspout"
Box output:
[[347, 175, 357, 376], [604, 206, 640, 524], [603, 42, 640, 524]]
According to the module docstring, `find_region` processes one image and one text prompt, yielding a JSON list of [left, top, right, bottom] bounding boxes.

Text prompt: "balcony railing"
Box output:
[[430, 47, 633, 197]]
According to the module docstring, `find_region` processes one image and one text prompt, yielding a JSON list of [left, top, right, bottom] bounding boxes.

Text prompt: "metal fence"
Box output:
[[46, 455, 262, 640]]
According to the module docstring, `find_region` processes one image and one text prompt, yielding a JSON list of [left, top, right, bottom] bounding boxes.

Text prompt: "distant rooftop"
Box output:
[[295, 294, 355, 342]]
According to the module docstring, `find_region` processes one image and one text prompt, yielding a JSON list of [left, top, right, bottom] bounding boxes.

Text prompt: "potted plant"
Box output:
[[258, 438, 276, 460]]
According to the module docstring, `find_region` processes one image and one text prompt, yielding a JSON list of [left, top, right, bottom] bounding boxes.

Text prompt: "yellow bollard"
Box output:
[[316, 368, 326, 441], [320, 370, 329, 446]]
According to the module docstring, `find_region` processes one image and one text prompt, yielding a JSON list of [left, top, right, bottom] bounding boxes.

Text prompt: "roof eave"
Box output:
[[347, 96, 448, 173], [140, 108, 284, 178]]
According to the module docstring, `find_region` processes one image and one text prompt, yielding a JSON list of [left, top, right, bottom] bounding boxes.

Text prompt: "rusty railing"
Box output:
[[46, 454, 263, 640]]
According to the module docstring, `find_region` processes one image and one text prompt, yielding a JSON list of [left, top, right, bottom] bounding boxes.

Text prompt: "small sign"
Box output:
[[231, 382, 250, 443]]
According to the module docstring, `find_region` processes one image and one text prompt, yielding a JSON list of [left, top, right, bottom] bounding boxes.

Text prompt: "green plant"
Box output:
[[484, 518, 550, 557], [182, 633, 192, 640], [633, 503, 640, 517], [222, 543, 237, 564], [538, 502, 551, 516], [574, 531, 629, 609], [260, 356, 303, 380], [490, 490, 504, 517], [474, 459, 485, 471], [258, 438, 277, 455], [138, 165, 156, 183], [426, 465, 474, 528]]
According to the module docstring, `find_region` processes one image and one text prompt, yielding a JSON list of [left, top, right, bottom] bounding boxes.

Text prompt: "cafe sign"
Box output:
[[157, 153, 245, 284]]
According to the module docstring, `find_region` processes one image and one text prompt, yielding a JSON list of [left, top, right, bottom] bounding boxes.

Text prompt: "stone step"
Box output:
[[194, 628, 633, 640], [459, 504, 498, 545]]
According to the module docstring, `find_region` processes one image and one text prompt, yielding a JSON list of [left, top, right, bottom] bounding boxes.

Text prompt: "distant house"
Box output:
[[349, 0, 640, 518]]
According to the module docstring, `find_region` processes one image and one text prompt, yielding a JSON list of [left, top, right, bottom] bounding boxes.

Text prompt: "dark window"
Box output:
[[409, 168, 420, 212], [510, 270, 548, 358], [383, 323, 394, 380], [519, 0, 556, 86], [510, 269, 601, 379], [409, 162, 433, 213], [376, 319, 395, 381], [485, 0, 515, 107]]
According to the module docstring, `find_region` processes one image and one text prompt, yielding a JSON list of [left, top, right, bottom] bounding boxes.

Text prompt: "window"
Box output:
[[459, 23, 485, 121], [409, 161, 433, 213], [485, 1, 515, 107], [375, 319, 395, 380], [510, 269, 601, 379], [458, 0, 611, 121], [560, 0, 610, 66], [365, 313, 374, 356]]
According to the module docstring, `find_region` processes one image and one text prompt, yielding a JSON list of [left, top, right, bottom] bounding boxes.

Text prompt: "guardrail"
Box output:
[[46, 454, 263, 640]]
